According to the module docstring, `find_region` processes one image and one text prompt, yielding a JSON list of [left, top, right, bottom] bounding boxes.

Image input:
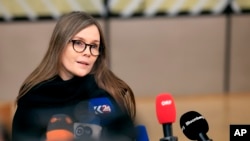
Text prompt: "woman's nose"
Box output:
[[82, 46, 91, 56]]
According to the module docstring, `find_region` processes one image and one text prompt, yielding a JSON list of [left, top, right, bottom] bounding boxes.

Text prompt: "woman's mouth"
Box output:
[[77, 61, 89, 66]]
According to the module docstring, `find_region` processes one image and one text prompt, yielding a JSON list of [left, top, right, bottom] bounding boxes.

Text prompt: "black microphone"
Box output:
[[180, 111, 213, 141]]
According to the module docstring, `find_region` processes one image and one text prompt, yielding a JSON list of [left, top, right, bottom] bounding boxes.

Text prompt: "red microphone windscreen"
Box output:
[[155, 93, 176, 124]]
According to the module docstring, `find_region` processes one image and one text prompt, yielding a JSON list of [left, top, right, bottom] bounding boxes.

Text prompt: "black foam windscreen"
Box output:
[[180, 111, 209, 140]]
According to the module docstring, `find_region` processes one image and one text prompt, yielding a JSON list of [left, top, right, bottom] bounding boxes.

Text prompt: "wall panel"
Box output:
[[230, 15, 250, 93], [110, 16, 226, 96]]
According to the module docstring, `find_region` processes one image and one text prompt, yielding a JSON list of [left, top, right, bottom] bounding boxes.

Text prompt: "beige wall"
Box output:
[[1, 15, 250, 101], [110, 16, 225, 96], [0, 22, 55, 101], [230, 15, 250, 92]]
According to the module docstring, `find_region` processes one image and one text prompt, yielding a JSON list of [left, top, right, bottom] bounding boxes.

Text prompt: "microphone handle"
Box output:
[[163, 123, 172, 137], [160, 136, 178, 141], [161, 123, 178, 141], [197, 133, 213, 141]]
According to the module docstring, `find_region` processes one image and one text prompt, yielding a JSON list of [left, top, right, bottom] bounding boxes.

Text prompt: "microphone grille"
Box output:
[[180, 111, 209, 140], [155, 93, 176, 124]]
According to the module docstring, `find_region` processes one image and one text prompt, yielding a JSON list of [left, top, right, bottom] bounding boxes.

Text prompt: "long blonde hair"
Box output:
[[17, 11, 136, 119]]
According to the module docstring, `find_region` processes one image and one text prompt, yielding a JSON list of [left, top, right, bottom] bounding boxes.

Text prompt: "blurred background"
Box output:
[[0, 0, 250, 140]]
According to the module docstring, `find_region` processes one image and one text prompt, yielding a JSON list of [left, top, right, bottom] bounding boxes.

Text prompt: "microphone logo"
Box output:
[[185, 116, 205, 126], [94, 105, 111, 114], [161, 100, 172, 106], [181, 115, 206, 131]]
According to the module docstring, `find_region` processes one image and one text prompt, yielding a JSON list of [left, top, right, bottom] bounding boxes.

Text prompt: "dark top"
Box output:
[[12, 74, 136, 141]]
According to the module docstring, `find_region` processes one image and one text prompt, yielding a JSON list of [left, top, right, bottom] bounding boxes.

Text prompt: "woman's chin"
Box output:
[[76, 72, 90, 77]]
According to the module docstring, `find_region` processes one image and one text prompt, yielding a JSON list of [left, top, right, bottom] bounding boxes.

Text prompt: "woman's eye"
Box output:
[[75, 40, 84, 46], [91, 45, 98, 49]]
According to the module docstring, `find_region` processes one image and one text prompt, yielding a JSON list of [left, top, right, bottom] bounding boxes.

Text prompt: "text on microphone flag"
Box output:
[[93, 105, 112, 114]]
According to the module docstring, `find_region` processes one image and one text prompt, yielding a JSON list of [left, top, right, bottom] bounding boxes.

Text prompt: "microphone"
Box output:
[[46, 114, 74, 141], [89, 97, 136, 141], [73, 100, 103, 140], [156, 93, 178, 141], [88, 97, 114, 116], [88, 97, 115, 126], [180, 111, 213, 141], [74, 97, 116, 140], [135, 125, 150, 141]]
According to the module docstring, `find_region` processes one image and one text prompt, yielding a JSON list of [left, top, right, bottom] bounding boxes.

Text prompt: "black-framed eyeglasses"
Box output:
[[69, 39, 100, 56]]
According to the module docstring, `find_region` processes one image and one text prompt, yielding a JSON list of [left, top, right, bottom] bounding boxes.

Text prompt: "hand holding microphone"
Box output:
[[156, 93, 178, 141], [180, 111, 213, 141]]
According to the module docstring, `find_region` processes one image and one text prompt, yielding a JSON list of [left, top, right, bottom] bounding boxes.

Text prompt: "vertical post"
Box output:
[[224, 0, 232, 94], [103, 0, 111, 68]]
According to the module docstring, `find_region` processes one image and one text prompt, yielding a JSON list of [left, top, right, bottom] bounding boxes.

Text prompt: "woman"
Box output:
[[12, 11, 136, 141]]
